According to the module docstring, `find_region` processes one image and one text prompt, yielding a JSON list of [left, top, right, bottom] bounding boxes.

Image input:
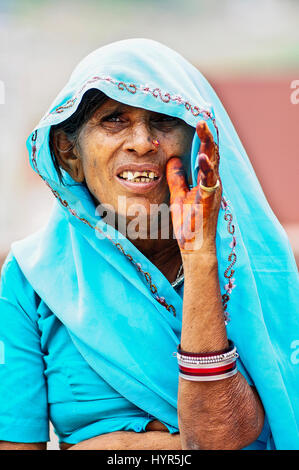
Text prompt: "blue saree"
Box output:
[[8, 38, 299, 449]]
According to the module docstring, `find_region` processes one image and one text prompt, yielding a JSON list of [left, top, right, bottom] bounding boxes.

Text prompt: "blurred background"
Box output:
[[1, 0, 299, 267], [0, 0, 298, 448]]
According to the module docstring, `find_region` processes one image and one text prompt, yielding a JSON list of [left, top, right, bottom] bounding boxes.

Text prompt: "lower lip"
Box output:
[[115, 175, 162, 194]]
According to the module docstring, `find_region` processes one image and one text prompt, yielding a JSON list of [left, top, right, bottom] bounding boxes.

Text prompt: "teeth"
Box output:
[[119, 170, 158, 181]]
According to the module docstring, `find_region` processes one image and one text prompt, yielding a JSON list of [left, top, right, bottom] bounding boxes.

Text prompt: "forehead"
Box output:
[[92, 97, 168, 117]]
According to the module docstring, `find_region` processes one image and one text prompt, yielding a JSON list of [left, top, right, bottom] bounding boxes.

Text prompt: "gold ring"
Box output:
[[199, 179, 220, 193]]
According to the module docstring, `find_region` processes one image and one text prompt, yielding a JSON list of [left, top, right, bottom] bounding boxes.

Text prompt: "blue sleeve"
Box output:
[[0, 252, 49, 443]]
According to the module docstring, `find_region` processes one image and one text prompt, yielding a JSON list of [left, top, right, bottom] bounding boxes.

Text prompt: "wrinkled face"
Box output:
[[74, 98, 194, 221]]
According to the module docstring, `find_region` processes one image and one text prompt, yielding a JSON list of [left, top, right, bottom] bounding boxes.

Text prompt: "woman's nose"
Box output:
[[124, 123, 157, 156]]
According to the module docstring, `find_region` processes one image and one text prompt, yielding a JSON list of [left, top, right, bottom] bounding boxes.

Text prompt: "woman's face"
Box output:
[[72, 98, 194, 220]]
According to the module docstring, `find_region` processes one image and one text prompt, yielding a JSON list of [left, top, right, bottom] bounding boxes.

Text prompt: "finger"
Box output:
[[197, 153, 218, 187], [196, 120, 216, 164], [166, 157, 189, 200]]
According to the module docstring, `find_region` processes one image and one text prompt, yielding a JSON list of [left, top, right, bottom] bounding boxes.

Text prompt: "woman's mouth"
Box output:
[[118, 170, 159, 183], [115, 167, 163, 193]]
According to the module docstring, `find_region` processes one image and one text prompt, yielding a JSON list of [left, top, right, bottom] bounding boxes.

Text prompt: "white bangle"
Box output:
[[179, 367, 238, 382]]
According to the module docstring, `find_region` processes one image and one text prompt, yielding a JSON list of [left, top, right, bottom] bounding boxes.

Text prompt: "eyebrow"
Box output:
[[94, 102, 174, 121], [98, 103, 130, 116]]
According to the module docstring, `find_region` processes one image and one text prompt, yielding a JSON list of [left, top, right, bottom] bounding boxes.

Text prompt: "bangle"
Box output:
[[177, 340, 237, 364], [176, 340, 238, 382]]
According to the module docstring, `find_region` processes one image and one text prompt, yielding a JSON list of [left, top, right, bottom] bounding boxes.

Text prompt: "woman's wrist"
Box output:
[[181, 245, 218, 271], [180, 241, 226, 352]]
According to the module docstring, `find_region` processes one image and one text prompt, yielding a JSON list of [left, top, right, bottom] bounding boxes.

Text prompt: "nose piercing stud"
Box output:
[[152, 139, 160, 148]]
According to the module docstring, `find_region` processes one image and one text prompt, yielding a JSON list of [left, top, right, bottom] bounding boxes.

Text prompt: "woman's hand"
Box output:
[[166, 120, 222, 254]]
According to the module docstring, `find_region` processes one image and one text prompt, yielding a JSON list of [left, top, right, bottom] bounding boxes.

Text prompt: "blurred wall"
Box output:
[[1, 0, 298, 263], [211, 76, 299, 226]]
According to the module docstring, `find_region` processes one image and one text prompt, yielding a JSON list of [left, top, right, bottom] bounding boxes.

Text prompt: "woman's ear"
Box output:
[[52, 130, 85, 183]]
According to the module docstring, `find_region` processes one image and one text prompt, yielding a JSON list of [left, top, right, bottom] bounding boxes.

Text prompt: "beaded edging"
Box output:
[[221, 197, 237, 324], [41, 75, 219, 144]]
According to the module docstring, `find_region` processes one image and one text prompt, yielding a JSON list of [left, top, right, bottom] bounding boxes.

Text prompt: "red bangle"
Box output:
[[176, 340, 238, 382]]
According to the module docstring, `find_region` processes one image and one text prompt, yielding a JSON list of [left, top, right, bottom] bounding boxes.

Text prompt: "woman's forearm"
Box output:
[[67, 431, 181, 450], [179, 250, 264, 450]]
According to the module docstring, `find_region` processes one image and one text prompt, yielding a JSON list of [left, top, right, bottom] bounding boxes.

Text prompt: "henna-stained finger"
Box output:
[[197, 153, 218, 188], [196, 121, 216, 164], [166, 157, 189, 201]]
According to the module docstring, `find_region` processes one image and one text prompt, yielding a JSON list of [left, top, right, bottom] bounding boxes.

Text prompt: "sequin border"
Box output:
[[41, 75, 219, 144]]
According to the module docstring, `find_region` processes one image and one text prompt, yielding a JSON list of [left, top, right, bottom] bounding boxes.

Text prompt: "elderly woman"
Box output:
[[0, 39, 298, 451]]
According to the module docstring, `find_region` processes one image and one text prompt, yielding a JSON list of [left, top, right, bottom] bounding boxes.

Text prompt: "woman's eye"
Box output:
[[100, 113, 126, 130], [151, 116, 179, 129], [103, 114, 122, 122]]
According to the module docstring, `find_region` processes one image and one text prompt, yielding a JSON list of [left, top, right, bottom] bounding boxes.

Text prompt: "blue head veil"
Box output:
[[11, 39, 299, 449]]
